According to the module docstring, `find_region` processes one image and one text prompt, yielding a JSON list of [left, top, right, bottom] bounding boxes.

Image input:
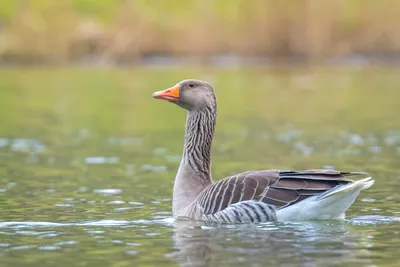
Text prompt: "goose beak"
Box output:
[[152, 84, 180, 102]]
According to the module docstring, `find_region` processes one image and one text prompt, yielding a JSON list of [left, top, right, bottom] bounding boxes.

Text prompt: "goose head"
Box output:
[[152, 79, 216, 111]]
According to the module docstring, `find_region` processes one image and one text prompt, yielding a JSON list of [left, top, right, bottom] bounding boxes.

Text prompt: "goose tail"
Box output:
[[316, 177, 374, 200], [276, 176, 374, 221]]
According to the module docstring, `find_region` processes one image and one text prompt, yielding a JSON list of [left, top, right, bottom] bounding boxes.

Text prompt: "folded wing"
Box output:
[[196, 169, 359, 216]]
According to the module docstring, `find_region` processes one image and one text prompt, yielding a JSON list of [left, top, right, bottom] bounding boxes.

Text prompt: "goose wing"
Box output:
[[196, 170, 359, 221]]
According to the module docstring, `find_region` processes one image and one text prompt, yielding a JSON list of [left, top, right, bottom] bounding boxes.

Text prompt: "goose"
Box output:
[[152, 79, 374, 223]]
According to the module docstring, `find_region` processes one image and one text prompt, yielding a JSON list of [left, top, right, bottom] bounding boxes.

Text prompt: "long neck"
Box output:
[[173, 104, 217, 216], [183, 108, 216, 178]]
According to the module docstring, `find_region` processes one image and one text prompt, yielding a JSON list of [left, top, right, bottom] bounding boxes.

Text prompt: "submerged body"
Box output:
[[153, 79, 374, 223]]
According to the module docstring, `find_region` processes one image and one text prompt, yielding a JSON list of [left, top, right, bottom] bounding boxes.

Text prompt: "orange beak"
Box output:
[[152, 84, 180, 102]]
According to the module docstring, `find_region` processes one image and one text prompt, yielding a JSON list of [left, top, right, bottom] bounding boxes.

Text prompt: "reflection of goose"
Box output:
[[166, 221, 219, 266], [153, 80, 374, 223], [167, 220, 374, 266]]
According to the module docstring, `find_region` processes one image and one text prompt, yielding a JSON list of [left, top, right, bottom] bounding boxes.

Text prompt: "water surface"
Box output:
[[0, 67, 399, 266]]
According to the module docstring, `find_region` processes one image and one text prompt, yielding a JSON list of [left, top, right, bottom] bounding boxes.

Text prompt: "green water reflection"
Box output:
[[0, 67, 399, 266]]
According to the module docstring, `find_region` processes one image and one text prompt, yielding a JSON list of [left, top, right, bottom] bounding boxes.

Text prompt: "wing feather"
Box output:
[[197, 169, 359, 216]]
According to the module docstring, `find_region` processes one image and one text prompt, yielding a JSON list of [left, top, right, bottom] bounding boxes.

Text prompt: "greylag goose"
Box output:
[[152, 79, 374, 223]]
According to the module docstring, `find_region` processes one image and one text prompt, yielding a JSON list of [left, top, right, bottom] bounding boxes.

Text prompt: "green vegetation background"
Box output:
[[1, 0, 399, 63]]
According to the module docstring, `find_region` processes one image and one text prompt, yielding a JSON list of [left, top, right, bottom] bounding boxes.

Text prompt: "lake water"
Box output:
[[0, 67, 399, 266]]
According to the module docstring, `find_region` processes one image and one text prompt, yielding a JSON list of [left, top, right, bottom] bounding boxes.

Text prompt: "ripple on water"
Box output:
[[145, 232, 160, 236], [153, 211, 171, 216], [93, 189, 122, 195], [0, 138, 9, 147], [115, 207, 134, 211], [9, 245, 36, 251], [0, 222, 65, 228], [38, 246, 60, 251], [361, 198, 376, 203], [128, 201, 144, 205], [79, 220, 130, 226], [125, 250, 137, 255], [108, 200, 126, 205], [14, 216, 400, 232], [0, 220, 140, 229], [38, 233, 59, 238], [126, 242, 141, 247], [86, 230, 105, 234], [84, 157, 119, 164], [10, 138, 45, 153], [349, 215, 400, 225], [55, 241, 78, 246]]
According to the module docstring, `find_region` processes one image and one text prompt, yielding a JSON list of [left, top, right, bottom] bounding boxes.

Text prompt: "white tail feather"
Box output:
[[317, 177, 374, 200], [277, 177, 375, 221]]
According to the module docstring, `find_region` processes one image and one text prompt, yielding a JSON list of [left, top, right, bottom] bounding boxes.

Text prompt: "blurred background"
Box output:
[[1, 0, 400, 66], [1, 1, 400, 267]]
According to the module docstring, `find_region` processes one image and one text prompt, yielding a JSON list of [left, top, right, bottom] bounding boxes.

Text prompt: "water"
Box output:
[[0, 67, 399, 266]]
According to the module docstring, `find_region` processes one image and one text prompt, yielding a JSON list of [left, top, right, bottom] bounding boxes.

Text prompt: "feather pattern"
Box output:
[[201, 200, 277, 223], [180, 169, 360, 222]]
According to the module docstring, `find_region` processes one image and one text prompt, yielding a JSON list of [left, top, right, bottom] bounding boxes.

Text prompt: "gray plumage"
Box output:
[[152, 79, 374, 223]]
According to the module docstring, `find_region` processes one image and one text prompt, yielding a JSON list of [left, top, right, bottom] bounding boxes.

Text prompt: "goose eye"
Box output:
[[188, 83, 195, 88]]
